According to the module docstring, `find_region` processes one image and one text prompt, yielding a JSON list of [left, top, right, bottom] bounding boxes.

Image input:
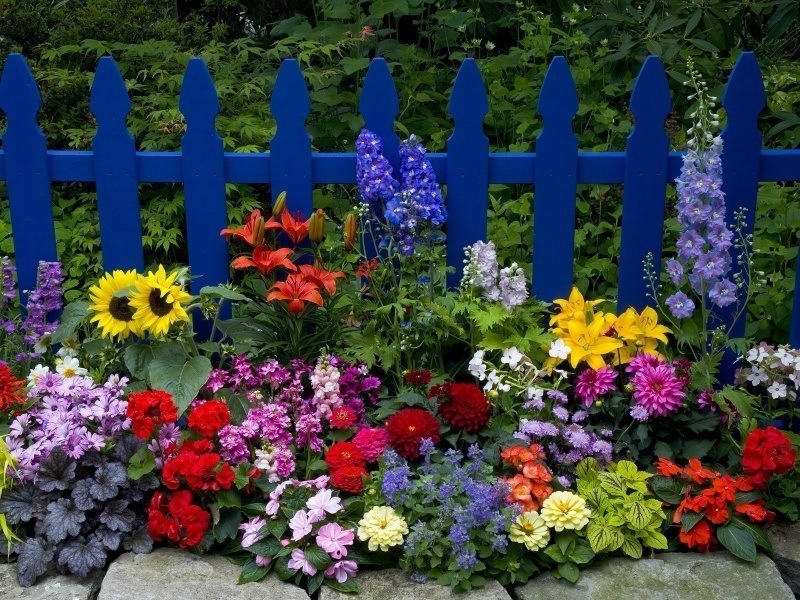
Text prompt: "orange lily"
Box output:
[[265, 210, 309, 245], [266, 274, 323, 313], [298, 264, 345, 295], [231, 246, 296, 276], [221, 209, 265, 247]]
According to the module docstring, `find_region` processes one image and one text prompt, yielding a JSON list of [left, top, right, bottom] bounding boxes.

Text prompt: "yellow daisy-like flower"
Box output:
[[540, 491, 591, 532], [129, 266, 192, 338], [509, 511, 550, 551], [88, 270, 142, 340], [357, 506, 408, 552]]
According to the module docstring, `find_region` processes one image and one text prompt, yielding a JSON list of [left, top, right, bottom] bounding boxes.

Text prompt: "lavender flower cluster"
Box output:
[[7, 370, 131, 480], [462, 241, 528, 311], [0, 257, 16, 334], [355, 130, 447, 255], [212, 355, 380, 473]]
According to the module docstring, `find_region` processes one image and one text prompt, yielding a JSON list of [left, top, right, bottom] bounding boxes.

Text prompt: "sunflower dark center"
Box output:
[[109, 296, 134, 322], [148, 289, 174, 317]]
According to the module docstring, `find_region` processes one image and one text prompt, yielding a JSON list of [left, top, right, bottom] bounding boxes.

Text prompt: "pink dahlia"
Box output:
[[574, 367, 617, 407], [625, 353, 662, 376], [352, 427, 389, 462], [632, 363, 686, 417]]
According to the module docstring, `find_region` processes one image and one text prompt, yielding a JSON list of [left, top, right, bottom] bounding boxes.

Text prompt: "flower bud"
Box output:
[[308, 209, 326, 244], [344, 212, 358, 251], [595, 400, 603, 408], [487, 389, 499, 399], [252, 215, 265, 247], [272, 191, 287, 216]]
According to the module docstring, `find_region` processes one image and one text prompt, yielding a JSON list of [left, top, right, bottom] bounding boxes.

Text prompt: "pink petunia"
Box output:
[[316, 522, 354, 559], [288, 548, 317, 576]]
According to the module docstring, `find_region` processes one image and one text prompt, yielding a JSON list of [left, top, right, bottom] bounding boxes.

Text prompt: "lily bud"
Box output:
[[272, 191, 287, 216], [252, 215, 265, 247], [308, 209, 326, 244], [344, 212, 358, 251]]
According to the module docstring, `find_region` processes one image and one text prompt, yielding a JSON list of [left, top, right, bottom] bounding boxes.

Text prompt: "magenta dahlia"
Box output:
[[574, 367, 617, 407], [624, 353, 662, 376], [632, 363, 686, 417], [352, 427, 389, 463]]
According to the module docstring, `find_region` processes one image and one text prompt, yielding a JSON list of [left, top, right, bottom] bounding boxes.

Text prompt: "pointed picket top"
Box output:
[[722, 51, 766, 125], [0, 54, 42, 124], [448, 58, 488, 128], [270, 58, 310, 125], [359, 58, 400, 169], [630, 55, 670, 121], [90, 56, 131, 120], [537, 56, 578, 125], [179, 58, 220, 130]]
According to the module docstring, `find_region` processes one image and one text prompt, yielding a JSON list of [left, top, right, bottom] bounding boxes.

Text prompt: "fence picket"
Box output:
[[179, 58, 230, 304], [359, 59, 400, 172], [618, 56, 671, 311], [718, 51, 766, 381], [0, 54, 57, 302], [533, 56, 579, 304], [446, 59, 489, 287], [270, 59, 312, 218], [90, 56, 144, 272]]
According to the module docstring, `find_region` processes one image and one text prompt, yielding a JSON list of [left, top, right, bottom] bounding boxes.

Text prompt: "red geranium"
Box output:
[[147, 490, 210, 548], [741, 426, 796, 487], [330, 465, 368, 494], [386, 408, 441, 460], [325, 442, 366, 471], [126, 390, 178, 439], [0, 363, 24, 412], [437, 382, 491, 433], [329, 406, 357, 429], [187, 400, 231, 438], [405, 370, 432, 386], [162, 440, 235, 492]]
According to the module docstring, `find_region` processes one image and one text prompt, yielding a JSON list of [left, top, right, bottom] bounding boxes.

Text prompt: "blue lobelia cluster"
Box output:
[[355, 130, 447, 255]]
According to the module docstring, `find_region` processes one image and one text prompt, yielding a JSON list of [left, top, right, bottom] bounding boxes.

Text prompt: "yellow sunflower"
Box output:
[[88, 270, 143, 340], [129, 266, 192, 338]]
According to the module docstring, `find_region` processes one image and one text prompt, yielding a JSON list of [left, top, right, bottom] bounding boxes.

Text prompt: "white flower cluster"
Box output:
[[468, 347, 551, 407], [736, 343, 800, 401], [461, 241, 528, 311]]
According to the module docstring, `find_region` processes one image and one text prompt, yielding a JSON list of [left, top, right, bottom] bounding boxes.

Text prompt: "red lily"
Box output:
[[231, 246, 296, 276], [266, 274, 323, 313], [298, 264, 345, 295], [265, 211, 309, 245], [221, 209, 265, 247]]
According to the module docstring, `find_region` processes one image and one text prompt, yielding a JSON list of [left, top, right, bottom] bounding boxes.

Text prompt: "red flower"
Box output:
[[297, 265, 345, 295], [267, 274, 324, 313], [735, 500, 775, 524], [437, 382, 491, 433], [356, 258, 379, 278], [265, 211, 309, 245], [221, 209, 265, 247], [704, 498, 729, 525], [187, 400, 231, 438], [386, 408, 441, 460], [325, 442, 366, 471], [126, 390, 179, 439], [231, 246, 296, 276], [742, 426, 796, 488], [162, 440, 235, 492], [329, 406, 357, 429], [679, 519, 715, 552], [147, 490, 210, 549], [405, 370, 432, 386], [683, 458, 717, 485], [0, 363, 24, 412], [656, 457, 683, 477], [330, 465, 368, 493]]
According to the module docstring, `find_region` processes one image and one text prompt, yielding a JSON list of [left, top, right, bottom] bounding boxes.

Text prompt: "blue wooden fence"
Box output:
[[2, 51, 800, 359]]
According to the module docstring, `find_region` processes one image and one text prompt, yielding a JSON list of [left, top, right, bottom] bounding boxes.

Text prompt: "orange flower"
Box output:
[[298, 264, 345, 295], [705, 499, 729, 525], [266, 274, 323, 313], [706, 475, 738, 504], [679, 519, 715, 552], [656, 457, 683, 477], [505, 474, 537, 512], [684, 458, 717, 485], [522, 460, 552, 483], [356, 258, 379, 278], [221, 209, 265, 247], [501, 446, 535, 469], [231, 246, 296, 276], [735, 501, 774, 523], [266, 211, 309, 245]]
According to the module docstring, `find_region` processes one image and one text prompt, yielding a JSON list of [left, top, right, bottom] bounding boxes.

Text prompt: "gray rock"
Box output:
[[767, 522, 800, 595], [514, 552, 793, 600], [97, 548, 309, 600], [0, 563, 102, 600], [319, 568, 512, 600]]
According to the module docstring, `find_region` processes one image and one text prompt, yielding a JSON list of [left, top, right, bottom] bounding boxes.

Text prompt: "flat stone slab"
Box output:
[[319, 568, 512, 600], [0, 563, 102, 600], [515, 552, 793, 600], [97, 548, 309, 600], [767, 522, 800, 595]]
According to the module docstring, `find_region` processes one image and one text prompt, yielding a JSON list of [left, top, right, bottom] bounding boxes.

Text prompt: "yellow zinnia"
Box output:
[[357, 506, 408, 552], [540, 491, 591, 532], [88, 270, 143, 340], [560, 314, 624, 370], [509, 511, 550, 551], [129, 266, 192, 338]]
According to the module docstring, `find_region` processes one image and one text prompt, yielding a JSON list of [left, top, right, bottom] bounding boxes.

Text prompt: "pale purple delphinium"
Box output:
[[17, 261, 63, 360], [462, 241, 529, 311]]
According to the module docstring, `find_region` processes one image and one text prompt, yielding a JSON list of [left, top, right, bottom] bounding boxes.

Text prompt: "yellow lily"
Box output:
[[613, 307, 672, 364], [550, 287, 606, 329], [562, 314, 624, 370]]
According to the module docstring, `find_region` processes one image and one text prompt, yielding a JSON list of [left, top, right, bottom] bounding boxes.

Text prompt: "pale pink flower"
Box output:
[[325, 559, 358, 583], [316, 522, 354, 559], [255, 555, 272, 567], [239, 516, 266, 548], [307, 488, 342, 521], [288, 548, 317, 576], [289, 509, 313, 541]]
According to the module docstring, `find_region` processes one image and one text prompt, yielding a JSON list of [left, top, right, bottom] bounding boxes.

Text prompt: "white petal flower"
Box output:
[[549, 339, 571, 360], [500, 347, 524, 370]]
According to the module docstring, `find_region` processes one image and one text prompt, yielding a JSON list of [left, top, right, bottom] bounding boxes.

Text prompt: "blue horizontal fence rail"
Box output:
[[2, 52, 800, 360]]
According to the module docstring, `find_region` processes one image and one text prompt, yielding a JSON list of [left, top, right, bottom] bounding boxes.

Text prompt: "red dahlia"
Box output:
[[437, 382, 491, 432], [405, 370, 432, 386], [330, 465, 368, 493], [0, 363, 24, 412], [147, 490, 210, 549], [126, 389, 178, 439], [325, 442, 366, 471], [742, 426, 796, 487], [386, 408, 441, 460], [187, 400, 231, 438]]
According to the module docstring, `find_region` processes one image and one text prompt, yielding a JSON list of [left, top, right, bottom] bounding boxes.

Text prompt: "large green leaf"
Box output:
[[51, 301, 88, 344], [717, 521, 758, 563], [148, 348, 212, 414], [626, 501, 652, 531]]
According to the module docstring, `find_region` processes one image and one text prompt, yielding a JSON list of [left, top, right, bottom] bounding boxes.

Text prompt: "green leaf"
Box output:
[[148, 348, 212, 414], [123, 344, 154, 380], [127, 446, 156, 480], [238, 556, 271, 584], [557, 561, 580, 583], [325, 578, 359, 594], [307, 572, 325, 595], [199, 285, 248, 301], [649, 476, 685, 504], [621, 537, 643, 559], [729, 517, 771, 552], [304, 545, 333, 571], [586, 524, 622, 553], [626, 501, 652, 531], [216, 488, 242, 508], [267, 519, 287, 540], [717, 522, 758, 563], [214, 508, 242, 542], [568, 543, 595, 565], [681, 438, 715, 460], [598, 472, 628, 496], [681, 511, 704, 533], [640, 529, 669, 550], [341, 57, 370, 75], [51, 301, 88, 344]]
